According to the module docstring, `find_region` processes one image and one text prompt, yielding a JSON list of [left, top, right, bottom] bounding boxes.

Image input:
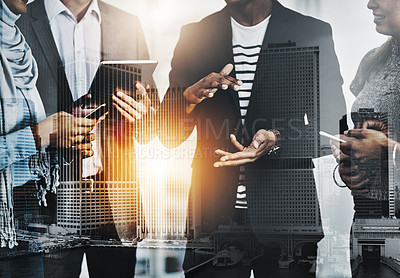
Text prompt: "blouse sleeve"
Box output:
[[0, 125, 38, 186]]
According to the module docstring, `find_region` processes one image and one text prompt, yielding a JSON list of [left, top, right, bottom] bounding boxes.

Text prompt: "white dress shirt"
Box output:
[[45, 0, 102, 177], [45, 0, 101, 101]]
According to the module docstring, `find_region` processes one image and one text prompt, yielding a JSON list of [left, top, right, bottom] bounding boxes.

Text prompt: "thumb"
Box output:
[[220, 64, 234, 76], [253, 139, 260, 149], [136, 82, 151, 106], [252, 130, 269, 149]]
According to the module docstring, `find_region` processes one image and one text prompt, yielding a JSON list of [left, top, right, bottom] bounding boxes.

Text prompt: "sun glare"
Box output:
[[135, 135, 195, 240]]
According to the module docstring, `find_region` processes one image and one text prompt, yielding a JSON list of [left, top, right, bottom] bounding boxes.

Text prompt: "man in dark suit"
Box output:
[[160, 0, 345, 276], [17, 0, 157, 277]]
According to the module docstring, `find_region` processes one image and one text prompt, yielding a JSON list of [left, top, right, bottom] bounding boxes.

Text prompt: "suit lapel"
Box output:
[[98, 1, 112, 61], [246, 0, 290, 121], [262, 0, 290, 49], [30, 0, 73, 111], [31, 1, 63, 81], [215, 7, 240, 113]]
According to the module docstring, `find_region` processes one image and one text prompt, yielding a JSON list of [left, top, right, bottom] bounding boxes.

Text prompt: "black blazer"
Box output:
[[160, 0, 346, 234]]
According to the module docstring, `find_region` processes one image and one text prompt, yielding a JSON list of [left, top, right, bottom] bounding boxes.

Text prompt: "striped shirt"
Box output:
[[231, 16, 270, 209]]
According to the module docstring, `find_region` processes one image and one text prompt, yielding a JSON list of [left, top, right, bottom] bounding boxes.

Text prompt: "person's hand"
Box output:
[[72, 93, 95, 117], [338, 161, 369, 194], [36, 111, 96, 152], [330, 134, 369, 193], [112, 83, 155, 124], [356, 119, 388, 136], [329, 134, 352, 163], [71, 133, 96, 158], [183, 64, 242, 114], [340, 128, 388, 163], [213, 129, 276, 167]]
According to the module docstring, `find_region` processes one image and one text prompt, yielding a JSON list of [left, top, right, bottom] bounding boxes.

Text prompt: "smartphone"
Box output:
[[319, 131, 347, 143], [85, 103, 107, 119]]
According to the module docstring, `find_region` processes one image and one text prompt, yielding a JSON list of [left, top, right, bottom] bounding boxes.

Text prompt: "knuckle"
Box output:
[[209, 72, 216, 79]]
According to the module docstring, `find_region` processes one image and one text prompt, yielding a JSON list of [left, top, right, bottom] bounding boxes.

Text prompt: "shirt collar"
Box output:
[[88, 0, 102, 24], [45, 0, 71, 22], [45, 0, 101, 24]]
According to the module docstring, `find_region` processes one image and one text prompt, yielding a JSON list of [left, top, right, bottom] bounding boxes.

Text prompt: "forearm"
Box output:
[[0, 126, 37, 171], [11, 156, 38, 187]]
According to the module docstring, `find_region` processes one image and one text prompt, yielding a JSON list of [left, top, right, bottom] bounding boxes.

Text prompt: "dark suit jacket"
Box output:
[[160, 0, 346, 236], [17, 0, 157, 239], [17, 0, 151, 116]]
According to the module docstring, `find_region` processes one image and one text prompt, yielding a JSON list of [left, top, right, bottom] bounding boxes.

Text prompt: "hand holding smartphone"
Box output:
[[85, 103, 107, 120], [319, 131, 347, 143]]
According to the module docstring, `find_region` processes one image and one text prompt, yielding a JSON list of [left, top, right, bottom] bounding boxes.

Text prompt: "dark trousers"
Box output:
[[0, 246, 137, 278]]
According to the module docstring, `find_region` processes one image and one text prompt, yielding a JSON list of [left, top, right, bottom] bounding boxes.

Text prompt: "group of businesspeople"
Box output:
[[1, 0, 400, 277]]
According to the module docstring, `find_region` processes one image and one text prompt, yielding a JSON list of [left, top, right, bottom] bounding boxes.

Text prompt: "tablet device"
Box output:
[[88, 60, 158, 109]]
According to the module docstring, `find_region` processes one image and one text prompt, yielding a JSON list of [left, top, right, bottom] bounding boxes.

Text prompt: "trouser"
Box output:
[[0, 246, 137, 278]]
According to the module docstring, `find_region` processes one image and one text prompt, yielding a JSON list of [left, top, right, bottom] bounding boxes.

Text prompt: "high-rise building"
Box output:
[[55, 62, 144, 238], [243, 46, 323, 257], [57, 181, 137, 238]]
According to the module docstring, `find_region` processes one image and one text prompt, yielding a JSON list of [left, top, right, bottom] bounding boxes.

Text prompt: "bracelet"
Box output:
[[333, 163, 347, 188]]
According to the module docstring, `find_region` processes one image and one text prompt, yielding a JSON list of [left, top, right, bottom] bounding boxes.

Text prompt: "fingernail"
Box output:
[[208, 93, 214, 98], [237, 80, 243, 86], [234, 85, 239, 91], [254, 141, 259, 149], [214, 163, 219, 168], [221, 157, 226, 162], [116, 91, 123, 97], [221, 84, 228, 90], [344, 131, 348, 135]]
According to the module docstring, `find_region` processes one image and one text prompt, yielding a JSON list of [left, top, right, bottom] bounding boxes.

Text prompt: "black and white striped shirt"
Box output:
[[231, 16, 270, 209]]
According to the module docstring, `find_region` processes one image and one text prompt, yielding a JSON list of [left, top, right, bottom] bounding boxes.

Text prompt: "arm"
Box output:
[[332, 120, 393, 194], [0, 125, 38, 186], [0, 123, 37, 172], [330, 135, 370, 194], [1, 110, 96, 174], [158, 26, 241, 148]]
